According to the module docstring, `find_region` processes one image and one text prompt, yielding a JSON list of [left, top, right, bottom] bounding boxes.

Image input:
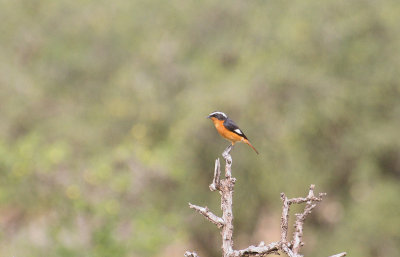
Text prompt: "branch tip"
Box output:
[[329, 252, 347, 257], [184, 251, 199, 257], [209, 158, 222, 191], [188, 203, 224, 228]]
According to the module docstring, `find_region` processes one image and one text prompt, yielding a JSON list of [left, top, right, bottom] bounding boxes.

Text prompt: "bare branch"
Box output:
[[279, 193, 297, 257], [292, 203, 316, 254], [232, 241, 280, 256], [286, 186, 326, 206], [189, 203, 224, 228], [184, 251, 199, 257], [210, 158, 221, 191], [328, 252, 347, 257], [281, 243, 296, 257], [291, 185, 326, 255], [220, 147, 235, 257], [280, 193, 290, 244], [187, 144, 237, 257], [222, 144, 233, 177], [186, 149, 345, 257]]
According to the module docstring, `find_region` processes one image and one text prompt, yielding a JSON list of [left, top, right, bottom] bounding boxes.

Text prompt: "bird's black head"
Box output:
[[207, 111, 228, 121]]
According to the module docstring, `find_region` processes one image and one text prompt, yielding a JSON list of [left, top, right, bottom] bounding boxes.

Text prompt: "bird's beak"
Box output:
[[206, 115, 211, 119]]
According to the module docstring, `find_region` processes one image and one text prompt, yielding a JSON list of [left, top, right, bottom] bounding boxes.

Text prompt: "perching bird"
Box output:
[[207, 111, 259, 154]]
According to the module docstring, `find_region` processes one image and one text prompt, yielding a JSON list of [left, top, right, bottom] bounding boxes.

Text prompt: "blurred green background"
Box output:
[[1, 0, 400, 256]]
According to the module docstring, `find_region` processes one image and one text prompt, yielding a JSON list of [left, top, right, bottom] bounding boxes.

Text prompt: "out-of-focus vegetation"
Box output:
[[0, 0, 399, 256]]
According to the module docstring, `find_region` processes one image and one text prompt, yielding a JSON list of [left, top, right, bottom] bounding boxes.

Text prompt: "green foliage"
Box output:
[[0, 0, 399, 256]]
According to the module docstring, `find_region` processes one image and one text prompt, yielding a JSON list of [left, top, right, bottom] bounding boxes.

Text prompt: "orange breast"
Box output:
[[212, 119, 243, 143]]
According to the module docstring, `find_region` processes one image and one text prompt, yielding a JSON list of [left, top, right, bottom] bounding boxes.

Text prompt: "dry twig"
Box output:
[[186, 145, 346, 257], [328, 253, 347, 257], [184, 251, 199, 257], [189, 203, 224, 228]]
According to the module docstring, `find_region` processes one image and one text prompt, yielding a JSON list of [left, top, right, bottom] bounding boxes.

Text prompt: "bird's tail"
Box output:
[[244, 139, 259, 154]]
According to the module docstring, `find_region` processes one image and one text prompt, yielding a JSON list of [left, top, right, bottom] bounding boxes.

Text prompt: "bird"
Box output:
[[207, 111, 259, 154]]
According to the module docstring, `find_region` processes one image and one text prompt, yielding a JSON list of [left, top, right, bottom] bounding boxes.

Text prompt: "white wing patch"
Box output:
[[234, 129, 243, 135]]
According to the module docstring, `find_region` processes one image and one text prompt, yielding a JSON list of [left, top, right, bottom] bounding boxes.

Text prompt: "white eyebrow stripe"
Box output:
[[234, 129, 242, 134], [209, 111, 227, 118]]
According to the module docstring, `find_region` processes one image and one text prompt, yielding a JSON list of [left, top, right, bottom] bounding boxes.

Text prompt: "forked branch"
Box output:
[[186, 146, 346, 257]]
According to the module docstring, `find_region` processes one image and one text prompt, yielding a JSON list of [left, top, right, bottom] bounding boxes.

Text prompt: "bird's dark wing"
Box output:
[[223, 118, 248, 139]]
